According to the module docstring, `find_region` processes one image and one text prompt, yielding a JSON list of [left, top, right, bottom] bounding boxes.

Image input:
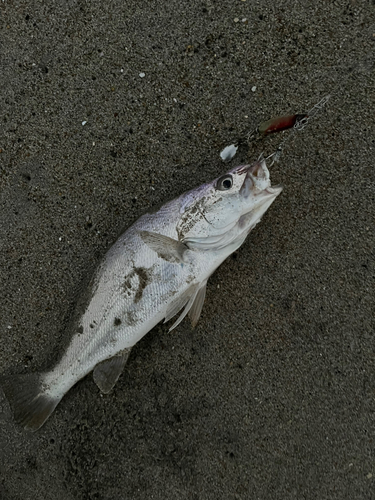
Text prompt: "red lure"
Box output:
[[257, 114, 307, 136]]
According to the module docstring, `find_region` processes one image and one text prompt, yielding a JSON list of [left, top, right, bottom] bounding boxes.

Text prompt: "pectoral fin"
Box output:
[[93, 348, 132, 394], [139, 231, 188, 263]]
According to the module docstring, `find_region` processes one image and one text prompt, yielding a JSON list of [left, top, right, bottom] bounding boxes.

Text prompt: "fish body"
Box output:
[[1, 158, 282, 430]]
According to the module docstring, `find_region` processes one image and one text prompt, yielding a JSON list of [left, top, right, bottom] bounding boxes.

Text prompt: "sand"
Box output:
[[1, 1, 374, 498]]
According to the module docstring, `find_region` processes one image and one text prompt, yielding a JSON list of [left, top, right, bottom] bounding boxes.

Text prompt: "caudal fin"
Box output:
[[0, 373, 61, 431]]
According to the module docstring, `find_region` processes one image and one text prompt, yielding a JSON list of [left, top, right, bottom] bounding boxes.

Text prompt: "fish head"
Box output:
[[178, 158, 282, 244]]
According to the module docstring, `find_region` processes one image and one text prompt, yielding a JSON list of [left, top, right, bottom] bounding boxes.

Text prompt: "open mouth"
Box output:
[[238, 158, 283, 198]]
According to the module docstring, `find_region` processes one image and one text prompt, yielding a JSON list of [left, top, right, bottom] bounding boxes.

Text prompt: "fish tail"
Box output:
[[0, 373, 61, 431]]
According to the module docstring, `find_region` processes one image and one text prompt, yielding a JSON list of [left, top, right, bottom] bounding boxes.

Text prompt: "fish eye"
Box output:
[[216, 174, 233, 191]]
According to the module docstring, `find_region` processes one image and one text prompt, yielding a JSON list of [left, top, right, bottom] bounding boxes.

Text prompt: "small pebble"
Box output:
[[251, 86, 257, 92], [82, 120, 87, 126], [367, 472, 373, 479], [139, 72, 145, 78], [234, 18, 239, 23]]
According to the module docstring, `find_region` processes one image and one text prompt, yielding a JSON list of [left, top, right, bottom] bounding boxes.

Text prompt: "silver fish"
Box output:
[[1, 157, 282, 430]]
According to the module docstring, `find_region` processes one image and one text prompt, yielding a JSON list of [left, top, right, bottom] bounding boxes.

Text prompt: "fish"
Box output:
[[0, 157, 282, 431]]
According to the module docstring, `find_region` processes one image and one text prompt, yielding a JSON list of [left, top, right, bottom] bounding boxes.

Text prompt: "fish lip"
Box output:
[[240, 177, 282, 203], [265, 185, 283, 195], [253, 185, 282, 205], [236, 163, 252, 175], [236, 160, 267, 177]]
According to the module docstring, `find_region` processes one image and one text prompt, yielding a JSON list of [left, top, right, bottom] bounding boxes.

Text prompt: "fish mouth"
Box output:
[[239, 159, 282, 198], [265, 185, 283, 195], [238, 174, 282, 233]]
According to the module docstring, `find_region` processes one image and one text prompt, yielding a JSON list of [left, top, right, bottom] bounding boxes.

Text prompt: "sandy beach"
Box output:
[[1, 1, 374, 498]]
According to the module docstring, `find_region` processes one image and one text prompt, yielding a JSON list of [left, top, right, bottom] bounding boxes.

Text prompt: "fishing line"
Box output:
[[220, 26, 375, 164], [267, 40, 374, 166], [266, 94, 331, 166]]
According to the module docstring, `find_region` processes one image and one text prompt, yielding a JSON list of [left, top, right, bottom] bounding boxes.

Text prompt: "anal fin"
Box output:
[[93, 348, 132, 394]]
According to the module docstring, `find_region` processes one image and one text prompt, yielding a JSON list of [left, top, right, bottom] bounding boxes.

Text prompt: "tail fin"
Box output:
[[0, 373, 61, 431]]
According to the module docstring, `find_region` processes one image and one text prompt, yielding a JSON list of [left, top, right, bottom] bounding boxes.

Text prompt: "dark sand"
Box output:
[[0, 1, 374, 499]]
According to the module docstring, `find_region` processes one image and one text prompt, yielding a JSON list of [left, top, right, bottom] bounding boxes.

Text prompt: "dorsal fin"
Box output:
[[93, 348, 131, 394]]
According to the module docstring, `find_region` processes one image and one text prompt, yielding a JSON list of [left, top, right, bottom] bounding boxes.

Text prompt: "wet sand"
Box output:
[[1, 1, 374, 498]]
